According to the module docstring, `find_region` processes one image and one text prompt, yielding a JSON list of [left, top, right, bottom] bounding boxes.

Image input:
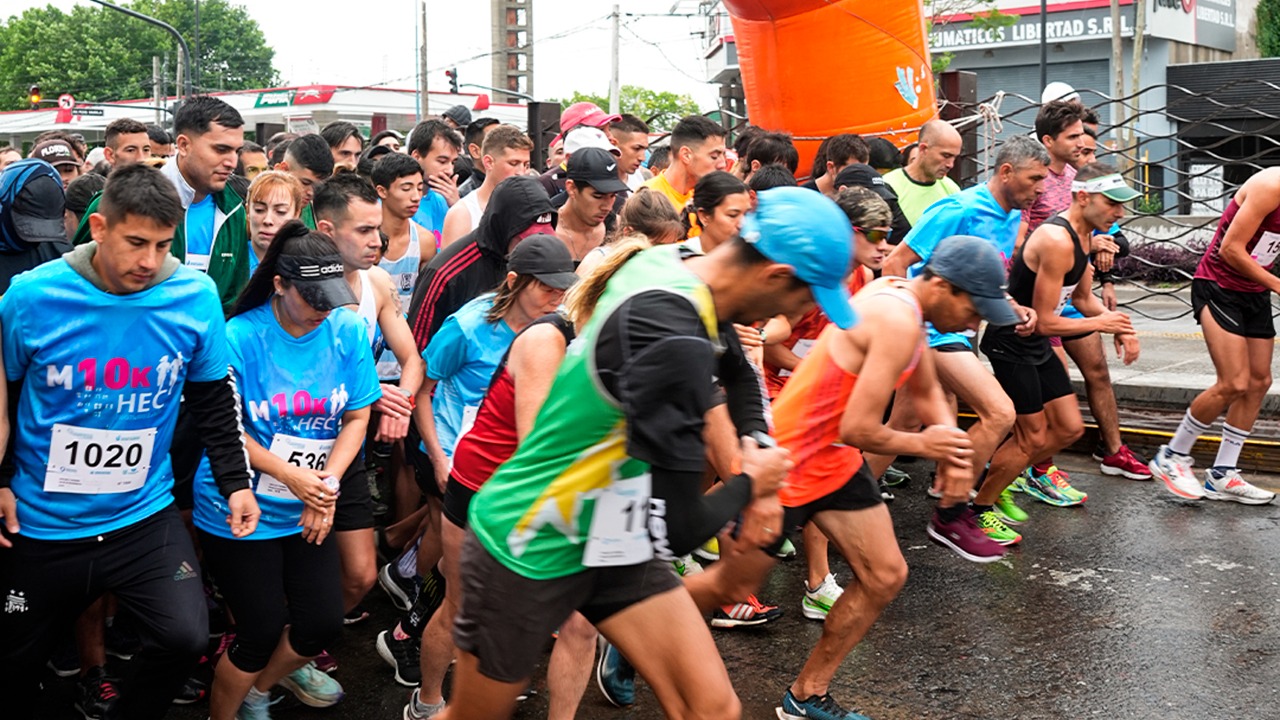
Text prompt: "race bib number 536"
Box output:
[[45, 424, 157, 494], [257, 434, 337, 499]]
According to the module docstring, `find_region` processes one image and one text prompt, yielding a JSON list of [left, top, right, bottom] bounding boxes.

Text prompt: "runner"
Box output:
[[455, 118, 501, 198], [402, 235, 580, 718], [408, 120, 462, 239], [977, 164, 1140, 544], [441, 126, 533, 245], [575, 188, 684, 277], [1149, 166, 1280, 504], [273, 134, 334, 228], [643, 115, 728, 236], [800, 134, 868, 197], [245, 170, 304, 274], [883, 119, 962, 225], [880, 135, 1047, 556], [555, 146, 629, 266], [437, 187, 853, 720], [194, 221, 381, 719], [768, 234, 1019, 720], [682, 171, 751, 253], [0, 162, 259, 719], [321, 121, 365, 174]]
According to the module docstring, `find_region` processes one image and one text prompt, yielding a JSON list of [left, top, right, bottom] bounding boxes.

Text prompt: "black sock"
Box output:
[[936, 503, 966, 522], [970, 503, 993, 516], [402, 566, 447, 637]]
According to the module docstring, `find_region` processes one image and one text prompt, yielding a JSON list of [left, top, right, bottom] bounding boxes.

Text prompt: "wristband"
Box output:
[[398, 387, 416, 409]]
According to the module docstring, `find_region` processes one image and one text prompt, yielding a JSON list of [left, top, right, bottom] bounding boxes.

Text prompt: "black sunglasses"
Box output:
[[854, 226, 893, 243]]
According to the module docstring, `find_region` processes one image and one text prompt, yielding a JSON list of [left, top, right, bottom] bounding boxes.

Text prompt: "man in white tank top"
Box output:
[[374, 153, 435, 316], [439, 125, 533, 246]]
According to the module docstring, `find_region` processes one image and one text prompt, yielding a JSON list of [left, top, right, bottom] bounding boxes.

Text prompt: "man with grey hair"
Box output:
[[879, 134, 1049, 561], [884, 119, 963, 224]]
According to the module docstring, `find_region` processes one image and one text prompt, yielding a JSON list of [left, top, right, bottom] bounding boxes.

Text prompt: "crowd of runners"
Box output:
[[0, 89, 1275, 720]]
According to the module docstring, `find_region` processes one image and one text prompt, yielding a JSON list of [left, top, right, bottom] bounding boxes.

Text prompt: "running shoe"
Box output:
[[76, 665, 120, 720], [711, 595, 783, 628], [693, 537, 720, 562], [1149, 444, 1205, 500], [236, 687, 277, 720], [595, 638, 635, 707], [313, 649, 338, 674], [1204, 468, 1277, 505], [926, 508, 1005, 563], [801, 573, 844, 621], [377, 627, 422, 687], [403, 689, 445, 719], [172, 674, 208, 705], [975, 509, 1022, 545], [879, 480, 895, 502], [777, 689, 870, 720], [1018, 467, 1082, 507], [46, 639, 79, 678], [343, 604, 370, 626], [880, 464, 911, 487], [672, 553, 703, 577], [278, 661, 344, 708], [1044, 465, 1087, 503], [994, 487, 1028, 525], [379, 563, 421, 613], [774, 537, 797, 560], [1096, 445, 1152, 480]]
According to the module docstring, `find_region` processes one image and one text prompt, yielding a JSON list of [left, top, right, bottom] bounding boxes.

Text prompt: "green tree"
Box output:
[[0, 0, 278, 112], [555, 85, 702, 132], [925, 0, 1016, 74], [1259, 0, 1280, 57]]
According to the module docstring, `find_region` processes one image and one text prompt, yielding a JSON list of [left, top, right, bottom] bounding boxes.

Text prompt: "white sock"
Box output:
[[1169, 410, 1211, 456], [1213, 423, 1249, 470], [395, 539, 420, 579]]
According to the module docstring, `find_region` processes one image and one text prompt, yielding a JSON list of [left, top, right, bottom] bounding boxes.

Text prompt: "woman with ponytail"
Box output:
[[194, 220, 382, 719]]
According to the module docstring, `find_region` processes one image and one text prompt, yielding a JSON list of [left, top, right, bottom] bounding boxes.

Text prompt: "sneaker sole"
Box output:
[[376, 631, 421, 688], [925, 524, 1005, 563], [594, 651, 633, 707], [778, 708, 804, 720], [800, 599, 832, 621], [379, 565, 414, 612], [994, 509, 1027, 525], [710, 615, 775, 628], [278, 676, 344, 708], [1100, 464, 1153, 481], [1204, 489, 1276, 505], [1150, 462, 1206, 500], [1022, 485, 1081, 507], [692, 549, 720, 562]]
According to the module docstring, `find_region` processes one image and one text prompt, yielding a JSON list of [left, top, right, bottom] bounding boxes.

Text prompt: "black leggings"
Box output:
[[199, 530, 343, 673], [0, 506, 208, 720]]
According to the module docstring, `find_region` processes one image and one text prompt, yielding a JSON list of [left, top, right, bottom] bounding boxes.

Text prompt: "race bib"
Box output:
[[45, 424, 157, 494], [185, 253, 211, 272], [1252, 231, 1280, 267], [583, 472, 654, 567], [458, 405, 480, 441], [1055, 284, 1079, 316], [257, 434, 337, 499], [779, 338, 817, 378]]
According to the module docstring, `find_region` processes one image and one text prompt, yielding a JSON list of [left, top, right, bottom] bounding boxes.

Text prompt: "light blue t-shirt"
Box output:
[[185, 194, 216, 261], [193, 304, 381, 540], [423, 294, 515, 458], [411, 190, 448, 249], [903, 183, 1020, 349], [247, 242, 260, 275], [1, 261, 229, 540]]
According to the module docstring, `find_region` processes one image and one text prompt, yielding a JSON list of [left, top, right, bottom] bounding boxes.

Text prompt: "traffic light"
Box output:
[[445, 68, 458, 94], [27, 85, 41, 107]]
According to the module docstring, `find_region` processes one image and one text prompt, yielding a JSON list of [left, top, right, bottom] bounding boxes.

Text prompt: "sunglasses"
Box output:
[[854, 226, 893, 243]]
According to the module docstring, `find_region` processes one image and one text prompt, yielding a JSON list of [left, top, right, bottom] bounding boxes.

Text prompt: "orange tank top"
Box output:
[[764, 268, 872, 398], [772, 279, 923, 507]]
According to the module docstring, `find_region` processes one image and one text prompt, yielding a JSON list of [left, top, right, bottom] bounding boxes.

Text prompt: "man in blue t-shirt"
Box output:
[[880, 135, 1049, 560], [0, 163, 259, 718], [407, 119, 462, 248]]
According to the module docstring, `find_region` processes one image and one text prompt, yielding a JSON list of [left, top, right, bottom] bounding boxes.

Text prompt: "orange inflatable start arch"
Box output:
[[722, 0, 937, 173]]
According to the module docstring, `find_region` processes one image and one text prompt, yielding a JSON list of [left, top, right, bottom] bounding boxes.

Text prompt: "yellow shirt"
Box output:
[[643, 172, 700, 238]]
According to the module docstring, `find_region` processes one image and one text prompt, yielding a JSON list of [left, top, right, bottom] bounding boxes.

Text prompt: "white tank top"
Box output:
[[461, 191, 483, 233], [378, 223, 422, 315]]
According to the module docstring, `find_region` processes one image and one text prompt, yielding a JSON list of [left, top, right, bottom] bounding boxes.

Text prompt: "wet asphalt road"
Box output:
[[40, 453, 1280, 719]]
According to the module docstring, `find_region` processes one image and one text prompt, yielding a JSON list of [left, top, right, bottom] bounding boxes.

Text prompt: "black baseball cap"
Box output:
[[8, 161, 67, 243], [276, 254, 358, 311], [508, 234, 579, 289], [925, 235, 1021, 326], [566, 147, 628, 195]]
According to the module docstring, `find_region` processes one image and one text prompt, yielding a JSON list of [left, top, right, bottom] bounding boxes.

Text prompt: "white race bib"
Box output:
[[1252, 231, 1280, 267], [779, 338, 817, 378], [583, 472, 654, 567], [257, 434, 336, 499], [45, 424, 156, 494], [185, 253, 211, 272], [1055, 284, 1079, 316]]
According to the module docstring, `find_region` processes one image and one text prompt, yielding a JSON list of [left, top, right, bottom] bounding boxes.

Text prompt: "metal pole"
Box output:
[[1039, 0, 1047, 92], [609, 5, 621, 115], [153, 56, 162, 124], [194, 0, 200, 92], [89, 0, 193, 99], [419, 0, 429, 120]]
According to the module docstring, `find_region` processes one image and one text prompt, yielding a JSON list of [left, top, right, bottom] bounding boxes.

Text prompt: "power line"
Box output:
[[619, 22, 706, 84]]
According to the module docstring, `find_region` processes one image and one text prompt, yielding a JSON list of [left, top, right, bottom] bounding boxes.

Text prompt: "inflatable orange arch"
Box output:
[[723, 0, 937, 173]]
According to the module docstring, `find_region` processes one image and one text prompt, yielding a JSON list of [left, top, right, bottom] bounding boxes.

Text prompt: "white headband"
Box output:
[[1070, 174, 1128, 193]]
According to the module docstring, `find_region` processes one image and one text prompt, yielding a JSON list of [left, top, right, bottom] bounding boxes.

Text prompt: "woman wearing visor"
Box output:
[[192, 220, 382, 720]]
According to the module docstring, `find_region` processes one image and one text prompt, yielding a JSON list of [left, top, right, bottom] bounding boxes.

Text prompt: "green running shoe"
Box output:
[[881, 464, 911, 487], [1042, 465, 1087, 503], [1019, 467, 1076, 507], [774, 537, 797, 560], [975, 509, 1022, 545], [994, 487, 1028, 525]]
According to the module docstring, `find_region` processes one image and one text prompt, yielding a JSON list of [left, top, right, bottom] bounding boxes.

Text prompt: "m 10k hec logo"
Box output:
[[246, 384, 349, 432], [46, 352, 185, 415]]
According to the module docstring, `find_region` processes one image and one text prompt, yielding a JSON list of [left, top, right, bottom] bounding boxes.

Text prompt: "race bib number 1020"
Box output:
[[45, 424, 157, 494]]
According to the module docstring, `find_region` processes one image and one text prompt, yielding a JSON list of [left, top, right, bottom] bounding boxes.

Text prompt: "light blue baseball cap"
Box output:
[[740, 187, 857, 328]]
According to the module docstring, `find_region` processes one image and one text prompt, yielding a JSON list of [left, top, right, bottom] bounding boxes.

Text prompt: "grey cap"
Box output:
[[925, 235, 1021, 327], [443, 105, 472, 127]]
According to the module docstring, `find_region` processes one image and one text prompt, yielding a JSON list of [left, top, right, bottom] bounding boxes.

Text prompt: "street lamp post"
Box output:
[[88, 0, 193, 100]]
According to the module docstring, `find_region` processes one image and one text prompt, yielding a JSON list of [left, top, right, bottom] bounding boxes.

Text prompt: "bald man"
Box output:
[[884, 120, 963, 224]]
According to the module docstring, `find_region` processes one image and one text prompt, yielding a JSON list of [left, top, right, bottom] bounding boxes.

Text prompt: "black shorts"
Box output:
[[333, 452, 373, 532], [452, 530, 681, 683], [442, 476, 476, 529], [1191, 278, 1276, 339], [780, 462, 882, 536], [406, 424, 444, 500], [988, 355, 1074, 415], [932, 341, 972, 353]]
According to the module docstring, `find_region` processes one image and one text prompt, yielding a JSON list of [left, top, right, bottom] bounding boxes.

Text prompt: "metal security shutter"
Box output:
[[974, 60, 1111, 145]]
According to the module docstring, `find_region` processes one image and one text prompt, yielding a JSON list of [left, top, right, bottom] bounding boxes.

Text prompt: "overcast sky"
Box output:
[[7, 0, 721, 107]]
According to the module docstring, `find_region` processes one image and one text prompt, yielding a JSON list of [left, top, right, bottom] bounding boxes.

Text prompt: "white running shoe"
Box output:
[[801, 573, 844, 621], [1149, 445, 1205, 500], [1203, 468, 1277, 505]]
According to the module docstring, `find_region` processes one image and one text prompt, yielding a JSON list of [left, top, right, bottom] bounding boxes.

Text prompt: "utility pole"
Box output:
[[176, 51, 186, 105], [1038, 0, 1047, 92], [1128, 0, 1146, 178], [1110, 0, 1124, 163], [609, 4, 621, 115], [419, 0, 429, 120], [153, 56, 163, 124]]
